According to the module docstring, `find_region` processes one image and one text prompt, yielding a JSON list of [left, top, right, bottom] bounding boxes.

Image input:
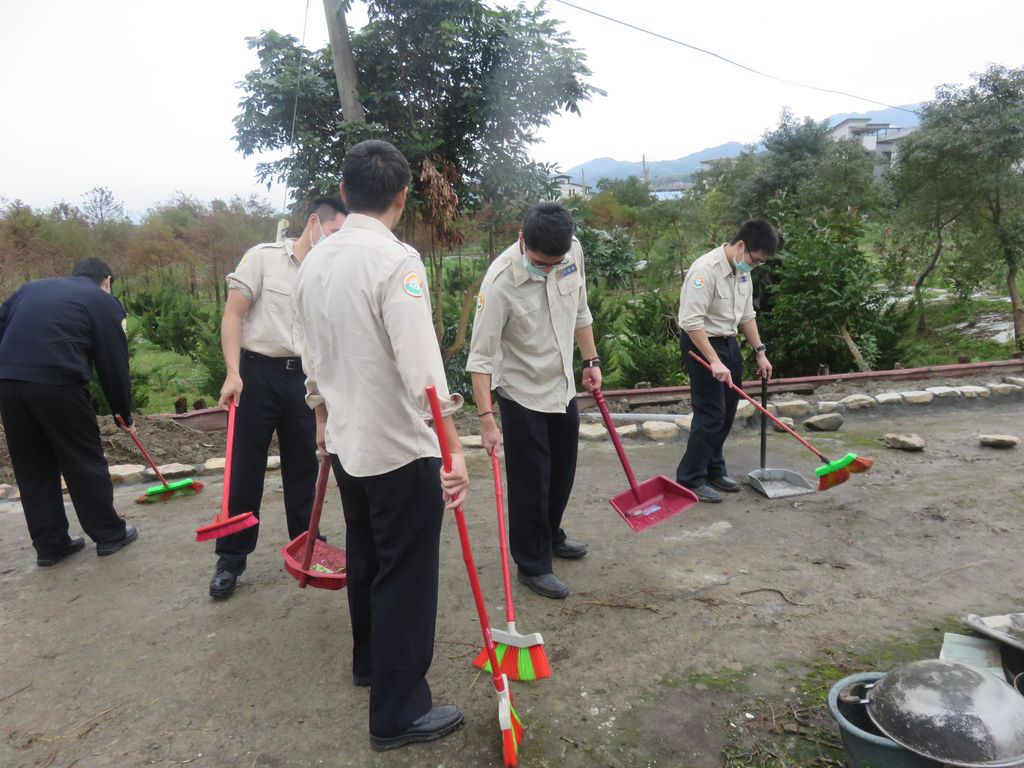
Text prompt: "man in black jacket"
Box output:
[[0, 258, 138, 566]]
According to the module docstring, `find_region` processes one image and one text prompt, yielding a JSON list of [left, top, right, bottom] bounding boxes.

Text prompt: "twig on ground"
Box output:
[[251, 754, 260, 768], [0, 683, 32, 703], [35, 751, 56, 768], [919, 560, 988, 586], [55, 704, 120, 741], [739, 588, 809, 607], [91, 738, 118, 756], [169, 756, 201, 765], [559, 735, 580, 748]]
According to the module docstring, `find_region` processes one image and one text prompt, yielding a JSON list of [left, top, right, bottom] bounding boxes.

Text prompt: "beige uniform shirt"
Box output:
[[466, 238, 593, 413], [226, 239, 304, 357], [294, 213, 463, 477], [678, 245, 755, 337]]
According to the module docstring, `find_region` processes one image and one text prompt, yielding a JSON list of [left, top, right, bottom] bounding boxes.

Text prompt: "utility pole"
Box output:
[[643, 154, 649, 186], [322, 0, 365, 123]]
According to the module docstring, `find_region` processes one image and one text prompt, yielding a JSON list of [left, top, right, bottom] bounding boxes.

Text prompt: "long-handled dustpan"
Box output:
[[593, 389, 698, 532], [747, 376, 815, 499], [426, 387, 523, 766], [281, 454, 347, 589]]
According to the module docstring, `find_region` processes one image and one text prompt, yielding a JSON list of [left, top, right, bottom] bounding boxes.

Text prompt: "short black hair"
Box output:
[[72, 257, 114, 286], [521, 202, 574, 258], [340, 140, 412, 213], [730, 219, 779, 257], [307, 195, 347, 220]]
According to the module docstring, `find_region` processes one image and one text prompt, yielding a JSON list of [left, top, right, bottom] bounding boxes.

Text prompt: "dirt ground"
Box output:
[[1, 390, 1023, 768]]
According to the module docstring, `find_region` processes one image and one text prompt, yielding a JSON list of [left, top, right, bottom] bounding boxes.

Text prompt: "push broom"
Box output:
[[427, 386, 524, 767], [688, 351, 873, 491], [115, 415, 203, 503], [195, 398, 259, 542], [473, 451, 550, 682]]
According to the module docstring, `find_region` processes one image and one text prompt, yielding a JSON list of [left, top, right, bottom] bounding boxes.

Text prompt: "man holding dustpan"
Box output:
[[467, 201, 601, 600], [676, 219, 776, 503]]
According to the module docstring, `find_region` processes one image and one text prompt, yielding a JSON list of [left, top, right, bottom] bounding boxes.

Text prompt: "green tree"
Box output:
[[595, 176, 655, 208]]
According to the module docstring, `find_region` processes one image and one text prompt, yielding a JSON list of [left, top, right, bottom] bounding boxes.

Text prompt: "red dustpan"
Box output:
[[281, 454, 347, 590], [593, 389, 698, 532]]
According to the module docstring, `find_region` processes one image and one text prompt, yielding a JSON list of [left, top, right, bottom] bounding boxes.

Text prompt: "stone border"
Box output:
[[0, 376, 1020, 501]]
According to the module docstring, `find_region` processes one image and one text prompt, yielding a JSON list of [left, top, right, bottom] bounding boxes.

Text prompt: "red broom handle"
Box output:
[[115, 414, 169, 487], [219, 399, 237, 523], [298, 455, 332, 587], [491, 452, 516, 626], [426, 386, 507, 696], [593, 389, 641, 495], [687, 351, 828, 463]]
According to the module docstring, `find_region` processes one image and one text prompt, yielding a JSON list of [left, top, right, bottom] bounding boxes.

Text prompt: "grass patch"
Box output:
[[900, 297, 1017, 367], [129, 318, 209, 414], [687, 669, 749, 692]]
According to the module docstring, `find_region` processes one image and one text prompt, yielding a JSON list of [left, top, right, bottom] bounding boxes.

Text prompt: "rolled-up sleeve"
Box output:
[[678, 272, 716, 333], [383, 258, 463, 418], [226, 246, 263, 301], [465, 278, 507, 375]]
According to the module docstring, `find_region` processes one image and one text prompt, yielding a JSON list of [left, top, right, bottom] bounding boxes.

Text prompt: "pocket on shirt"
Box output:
[[556, 273, 583, 296], [262, 277, 293, 309]]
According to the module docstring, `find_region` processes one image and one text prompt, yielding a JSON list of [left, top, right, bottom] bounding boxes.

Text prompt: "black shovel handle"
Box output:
[[760, 375, 768, 470]]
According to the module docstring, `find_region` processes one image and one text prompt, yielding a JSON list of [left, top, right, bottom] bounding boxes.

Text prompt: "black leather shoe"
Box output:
[[688, 484, 722, 503], [370, 704, 464, 751], [709, 474, 741, 493], [517, 570, 570, 599], [96, 525, 138, 556], [353, 673, 371, 688], [37, 536, 86, 567], [553, 537, 588, 559], [209, 569, 238, 599]]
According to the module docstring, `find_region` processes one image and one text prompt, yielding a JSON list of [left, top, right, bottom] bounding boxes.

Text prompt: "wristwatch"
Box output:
[[581, 357, 602, 369], [754, 344, 767, 354]]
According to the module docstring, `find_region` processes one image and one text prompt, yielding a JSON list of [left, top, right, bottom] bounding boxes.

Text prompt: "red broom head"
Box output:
[[473, 646, 493, 671], [817, 467, 850, 492], [195, 512, 258, 542], [524, 644, 550, 681], [502, 702, 524, 767], [846, 455, 874, 474]]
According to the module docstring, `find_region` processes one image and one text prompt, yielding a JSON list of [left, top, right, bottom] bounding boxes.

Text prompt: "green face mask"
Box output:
[[522, 251, 550, 278]]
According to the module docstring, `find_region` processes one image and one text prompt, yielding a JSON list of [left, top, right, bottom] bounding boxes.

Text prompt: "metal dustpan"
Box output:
[[281, 455, 347, 590], [594, 389, 698, 532], [748, 377, 815, 499]]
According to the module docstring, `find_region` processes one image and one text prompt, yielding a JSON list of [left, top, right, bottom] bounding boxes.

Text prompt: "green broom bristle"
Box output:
[[814, 452, 858, 477], [516, 647, 536, 681], [475, 643, 509, 673], [145, 477, 197, 495]]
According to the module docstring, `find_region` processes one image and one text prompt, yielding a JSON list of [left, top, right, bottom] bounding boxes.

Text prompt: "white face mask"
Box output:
[[310, 215, 327, 248]]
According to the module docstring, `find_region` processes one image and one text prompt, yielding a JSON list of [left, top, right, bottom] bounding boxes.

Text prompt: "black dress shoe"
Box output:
[[517, 570, 570, 599], [688, 484, 722, 503], [553, 537, 588, 559], [37, 535, 86, 567], [209, 569, 238, 599], [96, 525, 138, 556], [353, 673, 371, 688], [370, 704, 464, 751], [709, 474, 740, 493]]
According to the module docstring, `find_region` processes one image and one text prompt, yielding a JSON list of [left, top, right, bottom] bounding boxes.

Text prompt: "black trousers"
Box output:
[[676, 335, 744, 488], [496, 393, 579, 577], [331, 454, 444, 738], [215, 352, 317, 573], [0, 380, 127, 557]]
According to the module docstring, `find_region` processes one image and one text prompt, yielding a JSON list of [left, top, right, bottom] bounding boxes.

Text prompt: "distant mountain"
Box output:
[[559, 104, 922, 187]]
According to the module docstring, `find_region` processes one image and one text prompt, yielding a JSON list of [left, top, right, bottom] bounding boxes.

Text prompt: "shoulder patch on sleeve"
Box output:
[[476, 292, 485, 312], [402, 271, 424, 298], [691, 274, 705, 289]]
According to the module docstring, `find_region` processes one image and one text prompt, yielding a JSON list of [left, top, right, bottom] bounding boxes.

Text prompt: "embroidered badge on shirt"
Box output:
[[476, 293, 485, 312], [402, 271, 424, 298], [692, 275, 705, 289], [557, 262, 578, 279], [740, 275, 749, 283]]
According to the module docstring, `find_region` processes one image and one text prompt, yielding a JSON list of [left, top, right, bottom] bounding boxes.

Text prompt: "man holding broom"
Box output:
[[467, 201, 601, 600], [295, 139, 469, 750], [675, 218, 776, 503], [208, 196, 347, 599]]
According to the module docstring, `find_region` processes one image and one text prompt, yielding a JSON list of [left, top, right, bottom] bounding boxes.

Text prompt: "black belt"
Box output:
[[242, 350, 302, 371], [707, 335, 736, 341]]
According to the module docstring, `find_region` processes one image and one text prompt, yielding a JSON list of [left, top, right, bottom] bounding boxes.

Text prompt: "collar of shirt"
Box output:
[[509, 248, 542, 286], [341, 212, 403, 243]]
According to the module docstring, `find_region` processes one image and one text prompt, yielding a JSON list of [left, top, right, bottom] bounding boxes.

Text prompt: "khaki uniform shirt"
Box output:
[[294, 213, 463, 477], [466, 238, 593, 413], [226, 239, 304, 357], [678, 245, 755, 337]]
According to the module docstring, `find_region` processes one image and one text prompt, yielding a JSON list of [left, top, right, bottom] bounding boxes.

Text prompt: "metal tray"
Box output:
[[965, 614, 1024, 654]]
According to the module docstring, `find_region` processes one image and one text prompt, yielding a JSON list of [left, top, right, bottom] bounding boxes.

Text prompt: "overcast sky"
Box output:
[[3, 0, 1022, 217]]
